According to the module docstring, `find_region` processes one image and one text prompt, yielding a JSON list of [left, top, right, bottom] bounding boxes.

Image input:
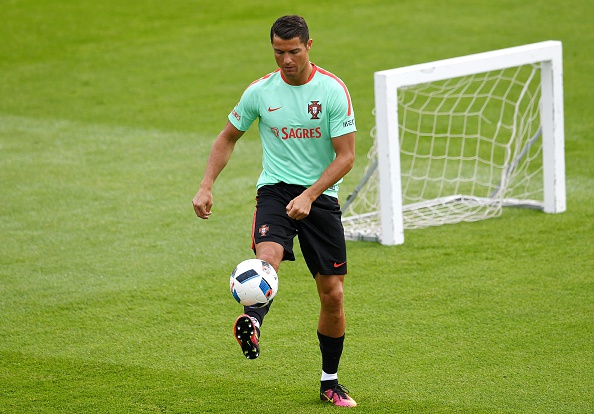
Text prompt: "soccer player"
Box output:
[[192, 15, 357, 407]]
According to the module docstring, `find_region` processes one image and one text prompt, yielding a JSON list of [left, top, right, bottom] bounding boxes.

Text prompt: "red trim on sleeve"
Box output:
[[315, 65, 353, 117], [248, 69, 280, 87]]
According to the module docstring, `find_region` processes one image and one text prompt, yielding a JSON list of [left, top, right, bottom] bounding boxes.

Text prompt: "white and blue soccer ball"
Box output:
[[230, 259, 278, 307]]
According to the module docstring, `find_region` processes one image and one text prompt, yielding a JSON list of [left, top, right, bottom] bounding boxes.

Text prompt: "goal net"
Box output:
[[342, 41, 565, 245]]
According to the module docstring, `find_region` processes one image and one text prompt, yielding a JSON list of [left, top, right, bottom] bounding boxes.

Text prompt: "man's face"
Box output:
[[272, 35, 313, 85]]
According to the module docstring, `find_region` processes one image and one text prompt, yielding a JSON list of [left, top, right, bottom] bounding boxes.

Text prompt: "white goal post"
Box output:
[[342, 41, 565, 245]]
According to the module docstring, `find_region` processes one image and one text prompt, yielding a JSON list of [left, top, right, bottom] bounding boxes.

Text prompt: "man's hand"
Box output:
[[193, 190, 213, 219], [286, 192, 315, 220]]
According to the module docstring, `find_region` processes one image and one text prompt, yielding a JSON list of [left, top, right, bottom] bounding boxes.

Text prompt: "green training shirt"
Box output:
[[228, 63, 356, 198]]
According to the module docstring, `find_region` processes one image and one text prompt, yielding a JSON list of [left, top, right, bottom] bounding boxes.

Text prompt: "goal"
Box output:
[[342, 41, 565, 245]]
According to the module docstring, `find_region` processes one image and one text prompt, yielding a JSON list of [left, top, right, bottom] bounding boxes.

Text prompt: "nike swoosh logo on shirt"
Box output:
[[268, 106, 282, 112]]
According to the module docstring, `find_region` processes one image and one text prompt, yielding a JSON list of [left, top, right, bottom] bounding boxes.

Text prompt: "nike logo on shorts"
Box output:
[[333, 261, 346, 268]]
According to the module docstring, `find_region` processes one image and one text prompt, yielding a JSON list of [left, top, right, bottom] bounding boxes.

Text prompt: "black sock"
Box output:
[[244, 299, 273, 335], [318, 331, 345, 389], [321, 379, 339, 391]]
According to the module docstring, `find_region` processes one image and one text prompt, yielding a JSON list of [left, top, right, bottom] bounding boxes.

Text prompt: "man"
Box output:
[[192, 15, 357, 407]]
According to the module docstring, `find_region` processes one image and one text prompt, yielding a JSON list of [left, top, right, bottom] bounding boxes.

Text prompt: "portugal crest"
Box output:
[[259, 224, 269, 237], [308, 101, 322, 119]]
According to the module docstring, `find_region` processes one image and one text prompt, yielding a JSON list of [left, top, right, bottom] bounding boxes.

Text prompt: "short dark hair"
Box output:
[[270, 15, 309, 45]]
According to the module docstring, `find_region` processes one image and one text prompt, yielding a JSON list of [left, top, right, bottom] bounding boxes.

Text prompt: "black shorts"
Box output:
[[252, 182, 347, 277]]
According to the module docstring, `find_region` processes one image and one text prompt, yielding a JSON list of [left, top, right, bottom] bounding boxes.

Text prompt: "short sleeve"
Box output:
[[228, 85, 260, 132], [328, 82, 356, 138]]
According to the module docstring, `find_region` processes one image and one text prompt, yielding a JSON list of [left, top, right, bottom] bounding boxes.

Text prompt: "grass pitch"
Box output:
[[1, 1, 593, 413]]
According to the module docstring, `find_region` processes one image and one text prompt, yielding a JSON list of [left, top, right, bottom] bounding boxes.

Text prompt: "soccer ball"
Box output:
[[230, 259, 278, 307]]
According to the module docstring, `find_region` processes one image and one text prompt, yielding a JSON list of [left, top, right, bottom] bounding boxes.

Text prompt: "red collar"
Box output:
[[280, 63, 317, 85]]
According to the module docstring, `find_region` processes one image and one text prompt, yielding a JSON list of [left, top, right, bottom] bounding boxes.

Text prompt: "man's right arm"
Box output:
[[193, 121, 244, 219]]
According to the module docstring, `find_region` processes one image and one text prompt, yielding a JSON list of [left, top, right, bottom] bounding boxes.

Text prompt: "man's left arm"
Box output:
[[286, 132, 355, 220]]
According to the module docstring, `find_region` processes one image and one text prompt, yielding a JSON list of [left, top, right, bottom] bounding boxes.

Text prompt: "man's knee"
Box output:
[[255, 242, 284, 271], [317, 275, 345, 310]]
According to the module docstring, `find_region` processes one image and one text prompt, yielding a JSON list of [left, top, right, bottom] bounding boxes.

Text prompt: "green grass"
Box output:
[[1, 0, 593, 413]]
